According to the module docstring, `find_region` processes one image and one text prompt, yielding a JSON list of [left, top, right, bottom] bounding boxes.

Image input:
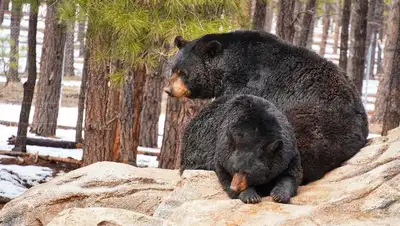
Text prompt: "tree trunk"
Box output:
[[375, 0, 385, 77], [332, 2, 341, 55], [12, 0, 38, 153], [82, 28, 115, 166], [139, 62, 166, 148], [77, 18, 86, 57], [293, 1, 304, 45], [351, 0, 368, 94], [364, 0, 377, 80], [64, 22, 75, 77], [276, 0, 295, 43], [381, 0, 400, 135], [252, 0, 267, 31], [119, 68, 146, 165], [30, 0, 66, 137], [265, 2, 274, 32], [339, 0, 351, 71], [7, 0, 22, 83], [75, 37, 89, 143], [319, 3, 331, 56], [158, 98, 210, 169], [0, 0, 10, 25], [297, 0, 316, 47]]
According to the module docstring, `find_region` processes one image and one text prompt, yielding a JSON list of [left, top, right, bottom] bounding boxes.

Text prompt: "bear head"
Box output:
[[226, 122, 284, 193], [163, 35, 226, 99]]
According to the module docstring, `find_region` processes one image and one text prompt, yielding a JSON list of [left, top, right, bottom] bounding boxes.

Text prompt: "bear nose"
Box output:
[[163, 87, 172, 96]]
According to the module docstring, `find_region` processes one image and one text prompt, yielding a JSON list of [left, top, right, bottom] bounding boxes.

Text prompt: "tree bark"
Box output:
[[119, 68, 146, 165], [380, 0, 400, 135], [30, 0, 66, 137], [139, 62, 166, 148], [297, 0, 316, 47], [0, 0, 10, 25], [339, 0, 351, 71], [7, 0, 22, 83], [320, 3, 332, 56], [82, 28, 115, 166], [375, 0, 385, 77], [333, 2, 341, 55], [75, 38, 89, 143], [276, 0, 295, 43], [252, 0, 267, 31], [351, 0, 368, 94], [364, 0, 377, 80], [158, 98, 210, 169], [265, 2, 274, 32], [13, 0, 38, 153], [77, 18, 86, 57], [64, 22, 75, 77], [293, 0, 304, 45]]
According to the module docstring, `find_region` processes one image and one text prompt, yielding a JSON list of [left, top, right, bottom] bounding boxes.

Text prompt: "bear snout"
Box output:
[[230, 172, 248, 192], [165, 73, 191, 98]]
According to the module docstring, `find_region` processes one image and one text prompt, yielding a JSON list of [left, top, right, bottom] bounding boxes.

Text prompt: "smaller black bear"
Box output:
[[182, 94, 303, 204]]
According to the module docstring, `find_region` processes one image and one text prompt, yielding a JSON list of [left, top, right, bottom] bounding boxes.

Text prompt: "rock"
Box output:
[[47, 207, 170, 226], [154, 170, 230, 219], [158, 127, 400, 225], [1, 127, 400, 226], [0, 162, 180, 226]]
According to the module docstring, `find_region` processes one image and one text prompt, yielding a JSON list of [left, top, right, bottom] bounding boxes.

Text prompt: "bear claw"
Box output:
[[270, 190, 291, 203], [238, 188, 262, 204]]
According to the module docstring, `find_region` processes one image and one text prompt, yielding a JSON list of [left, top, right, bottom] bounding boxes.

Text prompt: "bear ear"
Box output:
[[200, 40, 222, 57], [174, 36, 190, 49], [265, 140, 283, 153]]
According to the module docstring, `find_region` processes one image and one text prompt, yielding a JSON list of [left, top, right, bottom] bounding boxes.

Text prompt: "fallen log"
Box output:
[[6, 136, 160, 157], [0, 150, 82, 165], [7, 136, 83, 149]]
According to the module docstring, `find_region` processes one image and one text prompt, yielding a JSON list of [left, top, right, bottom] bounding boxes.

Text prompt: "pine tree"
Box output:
[[276, 0, 295, 43], [7, 0, 23, 83], [351, 0, 368, 94], [339, 0, 351, 71], [377, 0, 400, 135], [31, 0, 67, 137], [298, 0, 316, 48], [13, 0, 39, 152], [0, 0, 10, 25], [65, 0, 249, 166]]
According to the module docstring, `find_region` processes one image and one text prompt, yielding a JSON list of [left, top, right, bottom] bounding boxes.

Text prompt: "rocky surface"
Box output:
[[47, 207, 171, 226], [1, 127, 400, 226], [0, 162, 180, 226]]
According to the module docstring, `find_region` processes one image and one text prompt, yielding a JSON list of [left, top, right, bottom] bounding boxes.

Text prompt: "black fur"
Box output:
[[174, 30, 369, 183], [213, 95, 302, 203]]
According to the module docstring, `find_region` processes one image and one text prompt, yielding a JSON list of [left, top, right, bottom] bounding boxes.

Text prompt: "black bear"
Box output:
[[166, 30, 369, 184], [212, 95, 302, 204]]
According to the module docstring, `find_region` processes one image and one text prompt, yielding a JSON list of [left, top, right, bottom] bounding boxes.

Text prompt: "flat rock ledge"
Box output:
[[1, 127, 400, 226]]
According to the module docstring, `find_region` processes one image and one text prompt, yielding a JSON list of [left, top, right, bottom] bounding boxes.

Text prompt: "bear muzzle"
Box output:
[[164, 73, 191, 98], [230, 172, 248, 192]]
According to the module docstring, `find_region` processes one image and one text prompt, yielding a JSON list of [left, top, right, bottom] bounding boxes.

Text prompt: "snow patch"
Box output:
[[0, 164, 52, 199]]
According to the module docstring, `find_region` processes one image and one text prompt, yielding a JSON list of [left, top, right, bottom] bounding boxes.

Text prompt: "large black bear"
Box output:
[[208, 94, 302, 204], [166, 30, 369, 184]]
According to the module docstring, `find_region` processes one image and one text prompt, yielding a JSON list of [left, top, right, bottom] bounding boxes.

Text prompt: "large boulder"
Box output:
[[47, 207, 171, 226], [0, 162, 180, 226], [154, 128, 400, 225], [1, 127, 400, 226]]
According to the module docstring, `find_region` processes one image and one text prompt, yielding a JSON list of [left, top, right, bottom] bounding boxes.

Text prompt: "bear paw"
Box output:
[[238, 188, 262, 204], [270, 187, 291, 203]]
